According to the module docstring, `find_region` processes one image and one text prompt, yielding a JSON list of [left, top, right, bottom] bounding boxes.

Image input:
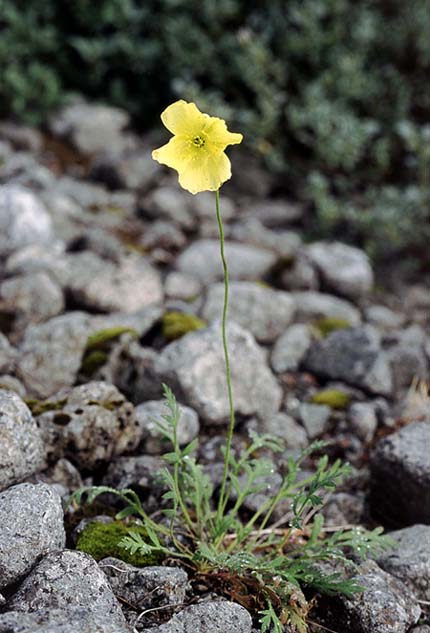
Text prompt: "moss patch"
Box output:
[[25, 398, 67, 416], [162, 311, 206, 341], [312, 317, 351, 337], [76, 520, 164, 566], [79, 326, 139, 378], [86, 326, 139, 352], [311, 389, 351, 409]]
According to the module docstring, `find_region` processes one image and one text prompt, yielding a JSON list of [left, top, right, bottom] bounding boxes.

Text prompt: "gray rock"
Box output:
[[364, 305, 405, 330], [155, 321, 282, 424], [17, 312, 93, 398], [280, 253, 319, 291], [254, 412, 308, 448], [5, 242, 66, 278], [99, 558, 188, 609], [202, 281, 295, 343], [0, 332, 17, 374], [387, 328, 429, 392], [33, 458, 83, 497], [176, 239, 277, 285], [299, 403, 331, 439], [271, 323, 313, 373], [370, 421, 430, 525], [8, 550, 128, 631], [190, 191, 236, 222], [0, 272, 64, 326], [135, 400, 199, 454], [0, 608, 131, 633], [0, 483, 65, 588], [62, 252, 163, 313], [291, 291, 361, 325], [246, 198, 303, 226], [37, 382, 139, 470], [348, 402, 379, 442], [92, 147, 160, 191], [165, 272, 202, 301], [306, 241, 373, 299], [144, 186, 195, 229], [324, 560, 420, 633], [229, 218, 301, 259], [141, 601, 253, 633], [102, 455, 164, 491], [322, 491, 366, 527], [0, 185, 52, 256], [0, 375, 26, 397], [50, 102, 130, 155], [0, 122, 43, 152], [411, 627, 430, 633], [100, 339, 163, 404], [378, 524, 430, 600], [0, 390, 45, 491], [304, 326, 392, 396], [141, 220, 187, 254]]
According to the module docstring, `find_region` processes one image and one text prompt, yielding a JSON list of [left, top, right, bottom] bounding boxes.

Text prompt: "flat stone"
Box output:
[[370, 421, 430, 526], [0, 483, 65, 588], [291, 291, 361, 325], [140, 601, 253, 633], [176, 239, 277, 285], [165, 272, 202, 301], [378, 524, 430, 600], [348, 402, 378, 442], [49, 102, 130, 155], [0, 390, 45, 491], [202, 281, 296, 343], [306, 241, 373, 299], [271, 323, 313, 373], [299, 403, 331, 439], [99, 558, 188, 610], [321, 560, 420, 633], [304, 326, 392, 396], [155, 320, 282, 424], [0, 608, 132, 633], [17, 312, 93, 398], [0, 272, 64, 326], [135, 399, 199, 453], [0, 185, 53, 256], [62, 252, 163, 313], [8, 550, 128, 632], [255, 412, 308, 448]]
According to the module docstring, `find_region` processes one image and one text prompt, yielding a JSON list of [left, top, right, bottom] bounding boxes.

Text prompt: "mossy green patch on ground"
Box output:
[[162, 311, 206, 341], [76, 521, 164, 566], [311, 389, 351, 409], [312, 317, 352, 337]]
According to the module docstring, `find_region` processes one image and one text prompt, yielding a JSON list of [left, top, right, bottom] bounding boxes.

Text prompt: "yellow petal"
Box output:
[[160, 100, 207, 137], [152, 137, 192, 171], [203, 117, 243, 151], [178, 152, 232, 195]]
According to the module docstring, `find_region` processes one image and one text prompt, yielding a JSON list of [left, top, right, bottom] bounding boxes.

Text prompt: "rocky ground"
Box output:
[[0, 101, 429, 633]]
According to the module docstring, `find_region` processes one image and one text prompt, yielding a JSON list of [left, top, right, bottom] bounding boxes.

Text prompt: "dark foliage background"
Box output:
[[1, 0, 429, 262]]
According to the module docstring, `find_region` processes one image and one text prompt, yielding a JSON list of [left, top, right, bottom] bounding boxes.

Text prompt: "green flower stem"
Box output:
[[215, 189, 236, 524]]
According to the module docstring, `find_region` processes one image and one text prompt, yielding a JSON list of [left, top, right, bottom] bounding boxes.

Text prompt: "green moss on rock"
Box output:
[[76, 521, 164, 566], [86, 326, 139, 352], [311, 389, 351, 409], [162, 311, 206, 341], [312, 317, 351, 337], [25, 398, 67, 416], [80, 350, 109, 377]]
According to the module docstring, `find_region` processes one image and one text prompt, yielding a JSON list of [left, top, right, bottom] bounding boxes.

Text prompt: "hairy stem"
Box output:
[[215, 189, 236, 525]]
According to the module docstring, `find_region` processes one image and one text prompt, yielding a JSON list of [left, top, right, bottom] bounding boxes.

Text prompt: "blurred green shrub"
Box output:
[[1, 0, 429, 260]]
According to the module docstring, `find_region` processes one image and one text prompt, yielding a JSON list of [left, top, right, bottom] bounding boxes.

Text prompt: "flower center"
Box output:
[[192, 135, 205, 148]]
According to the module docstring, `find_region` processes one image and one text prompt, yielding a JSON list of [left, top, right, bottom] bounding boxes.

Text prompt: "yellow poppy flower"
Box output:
[[152, 100, 243, 195]]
